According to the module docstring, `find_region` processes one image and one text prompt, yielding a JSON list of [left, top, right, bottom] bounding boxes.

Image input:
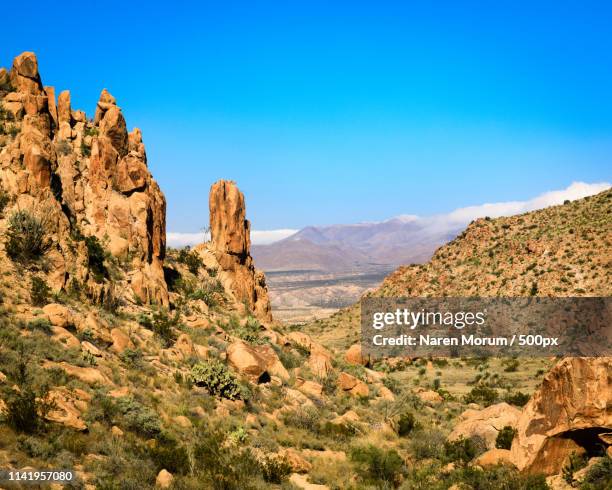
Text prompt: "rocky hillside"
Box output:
[[306, 189, 612, 350]]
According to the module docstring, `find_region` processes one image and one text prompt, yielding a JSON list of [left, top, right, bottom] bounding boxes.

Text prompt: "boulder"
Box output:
[[295, 378, 323, 398], [345, 344, 369, 366], [448, 402, 521, 450], [511, 357, 612, 475], [43, 304, 74, 329], [227, 341, 269, 383], [155, 469, 173, 488], [473, 448, 515, 468], [44, 388, 89, 431], [338, 372, 369, 397], [279, 448, 312, 473], [110, 328, 133, 354]]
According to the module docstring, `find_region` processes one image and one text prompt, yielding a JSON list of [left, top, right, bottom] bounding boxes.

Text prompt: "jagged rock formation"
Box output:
[[510, 357, 612, 475], [209, 180, 272, 322], [0, 52, 167, 305]]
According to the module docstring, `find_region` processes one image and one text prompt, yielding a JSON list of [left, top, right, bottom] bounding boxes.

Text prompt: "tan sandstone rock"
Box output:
[[448, 402, 521, 450], [155, 469, 173, 488], [209, 180, 272, 322], [338, 372, 369, 397], [510, 357, 612, 475]]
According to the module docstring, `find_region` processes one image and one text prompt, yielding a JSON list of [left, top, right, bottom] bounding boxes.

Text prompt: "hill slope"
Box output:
[[305, 189, 612, 349]]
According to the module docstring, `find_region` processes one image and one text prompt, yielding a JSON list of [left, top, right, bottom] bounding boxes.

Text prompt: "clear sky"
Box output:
[[2, 1, 611, 232]]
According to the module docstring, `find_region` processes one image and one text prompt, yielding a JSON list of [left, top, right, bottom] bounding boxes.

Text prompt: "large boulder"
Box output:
[[448, 402, 521, 450], [511, 357, 612, 475], [227, 341, 270, 383], [345, 344, 369, 366]]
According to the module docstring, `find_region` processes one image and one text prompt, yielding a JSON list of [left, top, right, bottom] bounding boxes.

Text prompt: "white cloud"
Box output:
[[252, 229, 299, 245], [167, 229, 298, 248], [439, 181, 610, 225]]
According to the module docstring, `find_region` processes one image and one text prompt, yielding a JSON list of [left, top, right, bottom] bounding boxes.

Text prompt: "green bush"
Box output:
[[464, 385, 498, 406], [85, 235, 107, 282], [4, 358, 53, 434], [114, 396, 162, 438], [495, 425, 517, 450], [147, 438, 190, 475], [193, 428, 262, 489], [448, 465, 549, 490], [581, 455, 612, 489], [505, 391, 530, 407], [350, 445, 406, 487], [30, 276, 51, 306], [0, 190, 9, 214], [138, 309, 179, 347], [27, 317, 53, 333], [397, 410, 416, 436], [444, 436, 486, 464], [177, 247, 204, 274], [562, 451, 588, 484], [5, 210, 51, 264], [190, 360, 243, 400], [259, 455, 291, 484]]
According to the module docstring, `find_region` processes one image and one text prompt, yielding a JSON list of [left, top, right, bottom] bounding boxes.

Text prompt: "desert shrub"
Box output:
[[30, 276, 51, 306], [410, 428, 446, 459], [80, 139, 91, 157], [120, 348, 143, 368], [282, 406, 320, 433], [350, 445, 406, 487], [581, 455, 612, 489], [56, 139, 72, 155], [193, 427, 262, 489], [177, 247, 204, 274], [0, 190, 9, 214], [504, 391, 530, 407], [114, 396, 162, 438], [448, 465, 549, 490], [3, 358, 53, 434], [495, 425, 517, 450], [444, 436, 486, 464], [502, 358, 520, 372], [259, 455, 291, 484], [190, 360, 243, 400], [397, 410, 416, 436], [562, 451, 588, 484], [85, 235, 107, 282], [464, 385, 498, 406], [26, 317, 53, 333], [147, 438, 190, 475], [272, 344, 301, 369], [138, 308, 179, 347], [5, 210, 50, 264]]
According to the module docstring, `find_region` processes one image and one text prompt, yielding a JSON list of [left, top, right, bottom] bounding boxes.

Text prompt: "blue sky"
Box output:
[[2, 1, 611, 233]]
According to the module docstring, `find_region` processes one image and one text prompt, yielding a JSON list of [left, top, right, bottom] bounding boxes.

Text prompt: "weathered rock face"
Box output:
[[0, 52, 168, 305], [510, 357, 612, 475], [209, 180, 271, 322], [448, 402, 521, 450]]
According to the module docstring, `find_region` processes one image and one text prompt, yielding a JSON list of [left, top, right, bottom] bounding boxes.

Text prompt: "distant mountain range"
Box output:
[[251, 182, 610, 272], [251, 216, 462, 272]]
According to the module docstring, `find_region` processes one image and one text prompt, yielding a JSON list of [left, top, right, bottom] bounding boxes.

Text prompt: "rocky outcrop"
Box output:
[[0, 52, 168, 305], [510, 357, 612, 475], [448, 402, 521, 450], [209, 180, 271, 322]]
